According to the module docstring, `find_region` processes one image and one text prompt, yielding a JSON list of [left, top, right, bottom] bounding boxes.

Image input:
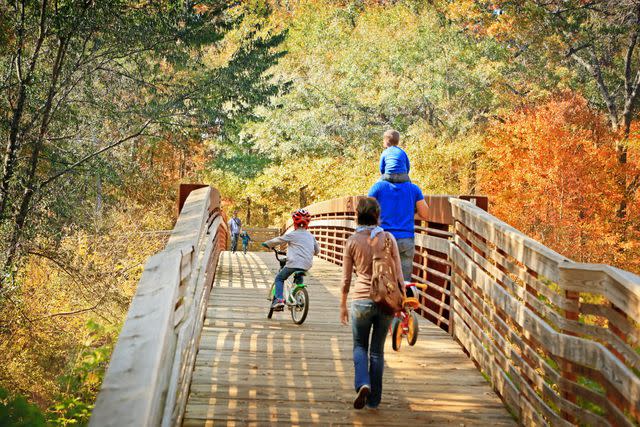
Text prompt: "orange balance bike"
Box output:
[[390, 283, 427, 351]]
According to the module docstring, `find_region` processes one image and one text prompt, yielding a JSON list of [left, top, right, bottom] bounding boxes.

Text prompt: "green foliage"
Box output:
[[214, 1, 501, 225], [0, 387, 47, 427], [0, 0, 285, 275], [48, 320, 116, 426], [245, 1, 507, 160]]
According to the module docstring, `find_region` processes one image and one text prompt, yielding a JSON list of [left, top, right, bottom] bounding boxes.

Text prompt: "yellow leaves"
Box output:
[[446, 0, 479, 21], [1, 201, 172, 411]]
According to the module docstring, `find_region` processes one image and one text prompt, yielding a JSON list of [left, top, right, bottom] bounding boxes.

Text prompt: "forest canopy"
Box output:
[[1, 0, 640, 424]]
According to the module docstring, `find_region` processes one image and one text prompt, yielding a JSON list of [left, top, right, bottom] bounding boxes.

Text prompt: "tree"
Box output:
[[480, 92, 629, 266], [0, 0, 285, 278], [448, 0, 640, 220]]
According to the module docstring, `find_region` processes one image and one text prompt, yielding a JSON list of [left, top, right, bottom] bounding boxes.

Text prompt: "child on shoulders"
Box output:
[[379, 129, 410, 183]]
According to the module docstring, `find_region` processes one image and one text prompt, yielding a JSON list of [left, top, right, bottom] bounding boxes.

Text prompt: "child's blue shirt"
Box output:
[[379, 146, 410, 175]]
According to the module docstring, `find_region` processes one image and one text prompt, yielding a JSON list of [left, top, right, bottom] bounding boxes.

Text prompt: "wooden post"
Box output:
[[560, 290, 579, 423], [299, 185, 308, 208]]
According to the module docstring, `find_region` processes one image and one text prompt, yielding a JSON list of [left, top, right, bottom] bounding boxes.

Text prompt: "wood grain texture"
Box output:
[[183, 252, 515, 426], [450, 198, 640, 426], [91, 186, 228, 427]]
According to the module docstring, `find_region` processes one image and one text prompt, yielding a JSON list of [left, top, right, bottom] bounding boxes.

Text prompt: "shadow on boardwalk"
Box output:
[[184, 251, 516, 426]]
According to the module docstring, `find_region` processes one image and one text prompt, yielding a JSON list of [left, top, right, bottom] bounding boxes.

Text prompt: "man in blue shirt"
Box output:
[[368, 180, 428, 283]]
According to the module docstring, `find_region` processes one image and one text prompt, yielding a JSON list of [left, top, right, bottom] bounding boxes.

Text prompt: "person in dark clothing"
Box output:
[[228, 212, 242, 253]]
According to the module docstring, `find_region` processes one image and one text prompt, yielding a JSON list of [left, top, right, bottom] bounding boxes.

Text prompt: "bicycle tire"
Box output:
[[407, 311, 419, 346], [391, 317, 402, 351], [290, 287, 309, 325]]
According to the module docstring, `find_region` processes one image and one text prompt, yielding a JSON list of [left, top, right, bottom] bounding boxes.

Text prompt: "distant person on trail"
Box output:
[[369, 130, 428, 296], [261, 209, 320, 311], [228, 212, 242, 254], [240, 230, 252, 254], [379, 129, 410, 183], [340, 197, 403, 410]]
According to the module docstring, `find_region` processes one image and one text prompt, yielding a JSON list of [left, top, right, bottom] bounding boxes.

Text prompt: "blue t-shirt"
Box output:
[[368, 180, 424, 239], [379, 146, 410, 175]]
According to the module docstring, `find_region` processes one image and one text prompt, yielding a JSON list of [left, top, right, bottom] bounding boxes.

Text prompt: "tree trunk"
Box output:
[[0, 84, 27, 220], [2, 0, 51, 220], [5, 37, 67, 269], [467, 150, 479, 195], [299, 185, 308, 208], [245, 196, 251, 226]]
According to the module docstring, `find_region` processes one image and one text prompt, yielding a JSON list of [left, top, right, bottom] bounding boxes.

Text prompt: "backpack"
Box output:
[[369, 232, 404, 315]]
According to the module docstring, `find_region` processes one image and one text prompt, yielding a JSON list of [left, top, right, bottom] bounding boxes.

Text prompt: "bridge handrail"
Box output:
[[291, 194, 483, 329], [90, 186, 227, 427], [450, 198, 640, 426], [297, 194, 640, 426]]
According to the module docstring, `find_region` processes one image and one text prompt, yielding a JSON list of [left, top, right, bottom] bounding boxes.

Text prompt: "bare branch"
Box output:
[[38, 119, 153, 188], [29, 302, 102, 322], [572, 50, 620, 128]]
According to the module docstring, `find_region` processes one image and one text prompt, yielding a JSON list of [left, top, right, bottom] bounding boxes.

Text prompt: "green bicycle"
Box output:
[[266, 249, 309, 325]]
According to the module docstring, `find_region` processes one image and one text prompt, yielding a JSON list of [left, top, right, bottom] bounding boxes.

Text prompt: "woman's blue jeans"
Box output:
[[350, 299, 393, 407]]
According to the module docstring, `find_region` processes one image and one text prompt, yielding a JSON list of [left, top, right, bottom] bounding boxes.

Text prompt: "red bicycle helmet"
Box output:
[[292, 209, 311, 228]]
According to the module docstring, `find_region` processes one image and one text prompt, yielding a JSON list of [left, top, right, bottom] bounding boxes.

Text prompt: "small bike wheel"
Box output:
[[290, 287, 309, 325], [391, 317, 402, 351], [407, 311, 419, 346]]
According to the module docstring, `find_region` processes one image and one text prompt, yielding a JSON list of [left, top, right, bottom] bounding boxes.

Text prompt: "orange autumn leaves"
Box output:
[[481, 93, 639, 270]]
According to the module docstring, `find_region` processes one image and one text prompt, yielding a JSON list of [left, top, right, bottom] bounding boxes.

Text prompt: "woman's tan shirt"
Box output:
[[341, 230, 404, 300]]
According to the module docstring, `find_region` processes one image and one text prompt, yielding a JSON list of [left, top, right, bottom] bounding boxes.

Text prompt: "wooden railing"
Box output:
[[450, 198, 640, 426], [90, 186, 227, 427], [90, 189, 640, 427], [296, 195, 640, 426], [288, 195, 486, 332]]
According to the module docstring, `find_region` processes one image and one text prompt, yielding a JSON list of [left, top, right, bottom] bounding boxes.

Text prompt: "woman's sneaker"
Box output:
[[353, 385, 370, 409]]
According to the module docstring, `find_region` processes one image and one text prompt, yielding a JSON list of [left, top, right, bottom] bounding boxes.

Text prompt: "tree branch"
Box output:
[[38, 119, 152, 188], [572, 49, 620, 129], [29, 302, 103, 322]]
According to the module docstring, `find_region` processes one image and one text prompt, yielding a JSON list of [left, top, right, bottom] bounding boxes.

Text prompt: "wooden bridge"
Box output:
[[90, 186, 640, 426]]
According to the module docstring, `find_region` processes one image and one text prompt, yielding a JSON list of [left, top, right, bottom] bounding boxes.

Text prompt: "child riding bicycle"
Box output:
[[261, 209, 320, 311]]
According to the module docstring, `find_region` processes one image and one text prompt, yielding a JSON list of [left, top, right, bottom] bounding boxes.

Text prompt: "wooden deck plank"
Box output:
[[183, 251, 515, 426]]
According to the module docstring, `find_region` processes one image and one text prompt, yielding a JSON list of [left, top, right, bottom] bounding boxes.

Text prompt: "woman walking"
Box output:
[[340, 197, 404, 409]]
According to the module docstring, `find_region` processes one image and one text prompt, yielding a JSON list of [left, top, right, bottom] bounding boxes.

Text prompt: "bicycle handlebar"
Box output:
[[272, 248, 287, 260]]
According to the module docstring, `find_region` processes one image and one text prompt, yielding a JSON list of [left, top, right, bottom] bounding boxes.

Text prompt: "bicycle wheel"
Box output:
[[290, 287, 309, 325], [407, 311, 419, 346], [391, 317, 402, 351], [267, 284, 275, 319]]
